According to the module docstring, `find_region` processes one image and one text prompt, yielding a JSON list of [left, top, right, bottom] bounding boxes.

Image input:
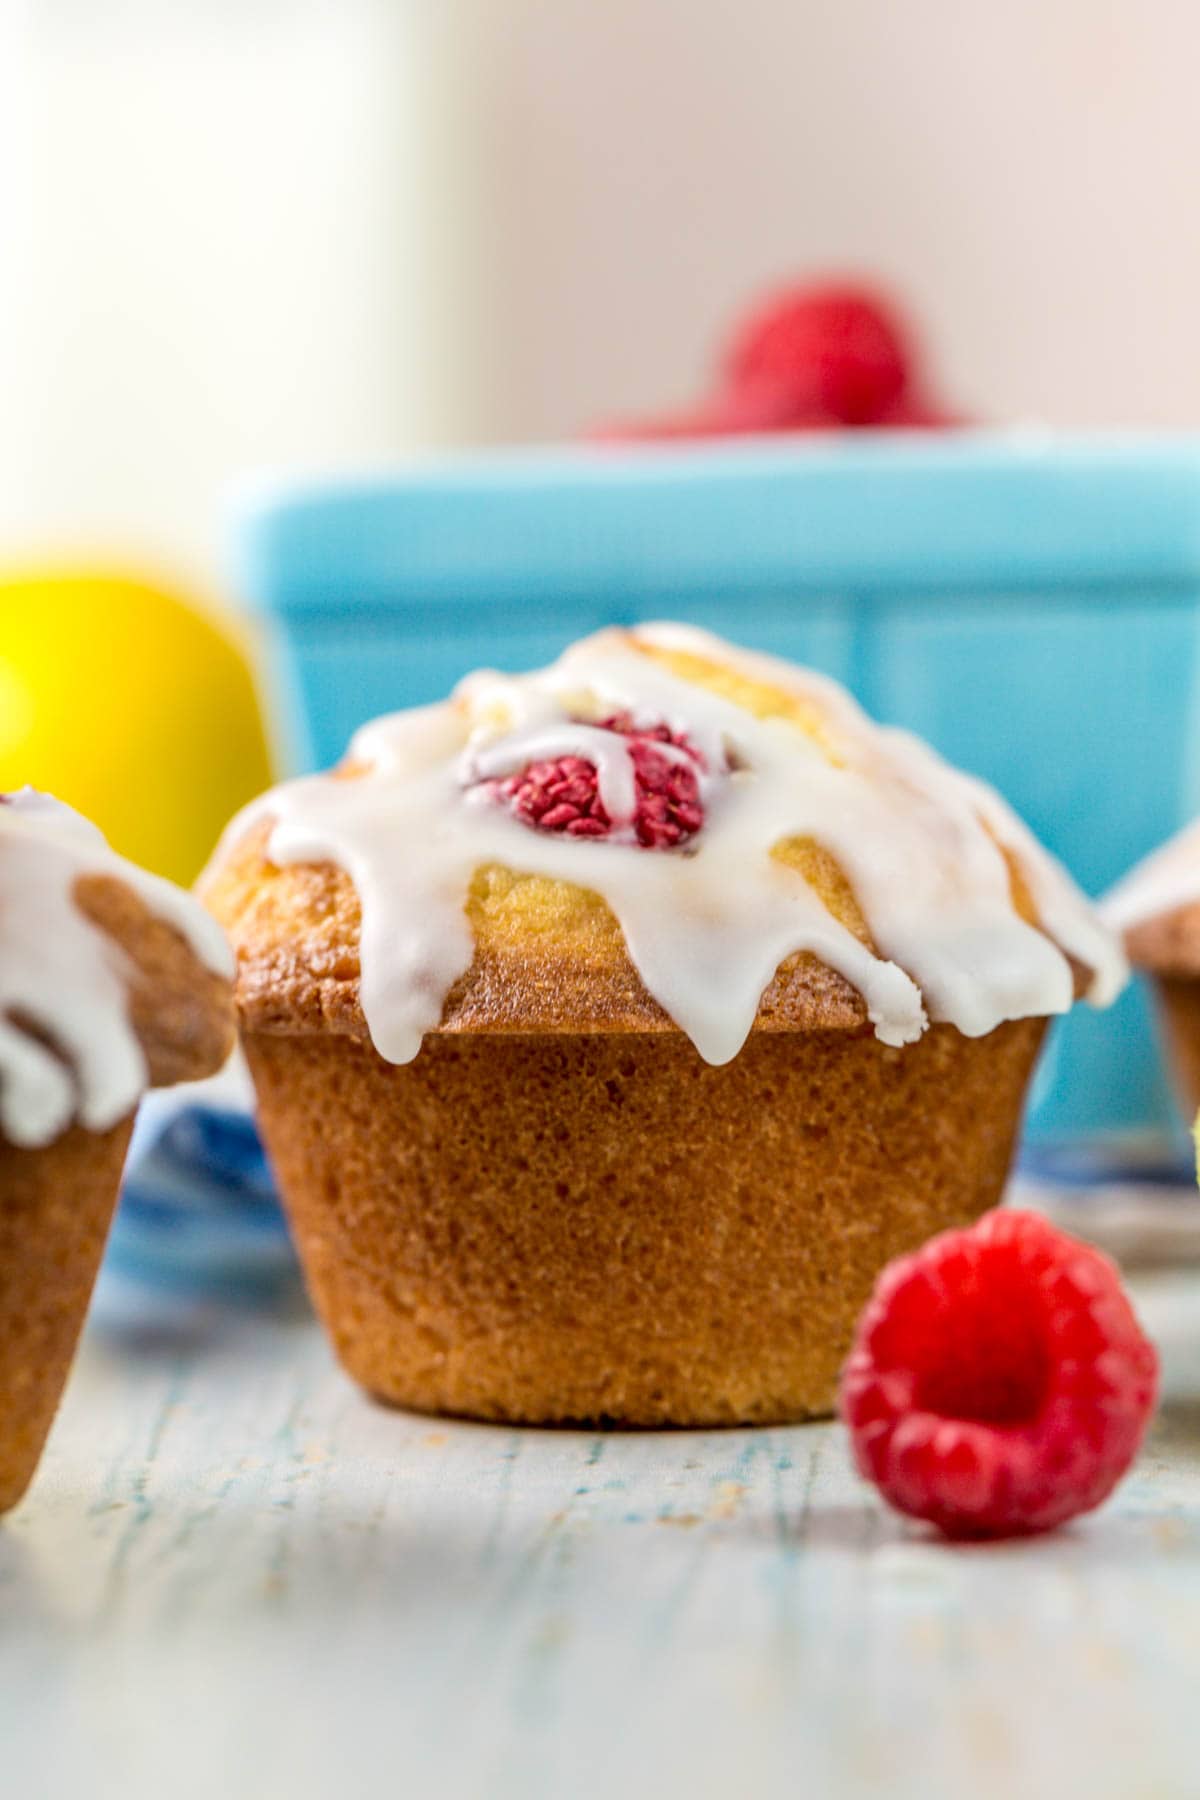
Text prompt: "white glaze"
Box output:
[[1101, 819, 1200, 936], [211, 625, 1125, 1068], [0, 790, 234, 1149]]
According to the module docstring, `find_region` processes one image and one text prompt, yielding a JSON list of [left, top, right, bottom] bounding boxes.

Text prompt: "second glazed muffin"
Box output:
[[1106, 820, 1200, 1114], [203, 625, 1124, 1426], [0, 791, 235, 1510]]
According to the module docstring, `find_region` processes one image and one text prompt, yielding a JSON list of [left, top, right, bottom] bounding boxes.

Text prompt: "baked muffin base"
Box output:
[[0, 1118, 131, 1513], [245, 1018, 1046, 1427], [1150, 976, 1200, 1117]]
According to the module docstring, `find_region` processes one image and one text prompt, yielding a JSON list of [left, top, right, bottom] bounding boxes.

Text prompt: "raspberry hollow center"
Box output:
[[888, 1258, 1053, 1427], [915, 1320, 1051, 1426]]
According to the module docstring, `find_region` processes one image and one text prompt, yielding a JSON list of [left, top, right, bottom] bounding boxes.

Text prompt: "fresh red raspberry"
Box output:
[[490, 715, 706, 849], [840, 1209, 1159, 1539], [586, 279, 968, 441], [722, 281, 912, 426]]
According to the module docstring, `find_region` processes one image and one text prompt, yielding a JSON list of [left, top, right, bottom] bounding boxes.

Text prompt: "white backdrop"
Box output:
[[475, 0, 1200, 437], [0, 0, 1197, 582]]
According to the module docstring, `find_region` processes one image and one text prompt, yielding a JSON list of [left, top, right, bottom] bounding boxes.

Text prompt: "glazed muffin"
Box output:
[[1105, 821, 1200, 1114], [0, 790, 235, 1510], [203, 624, 1124, 1427]]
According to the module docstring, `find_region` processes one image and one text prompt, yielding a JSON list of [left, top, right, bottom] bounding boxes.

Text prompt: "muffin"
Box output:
[[203, 624, 1124, 1426], [0, 790, 235, 1510], [1105, 821, 1200, 1114]]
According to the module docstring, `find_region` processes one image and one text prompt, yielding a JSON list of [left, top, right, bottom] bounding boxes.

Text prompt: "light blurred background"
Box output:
[[6, 0, 1200, 1282], [2, 0, 1199, 586]]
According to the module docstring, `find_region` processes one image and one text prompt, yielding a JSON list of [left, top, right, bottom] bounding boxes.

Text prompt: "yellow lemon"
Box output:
[[0, 570, 274, 885]]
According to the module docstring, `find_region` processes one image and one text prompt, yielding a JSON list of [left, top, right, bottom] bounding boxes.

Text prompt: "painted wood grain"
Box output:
[[2, 1270, 1200, 1799]]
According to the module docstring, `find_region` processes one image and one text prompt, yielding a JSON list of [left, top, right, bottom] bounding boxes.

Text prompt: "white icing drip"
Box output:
[[209, 626, 1125, 1070], [636, 623, 1128, 1009], [0, 790, 234, 1149], [954, 767, 1127, 1007]]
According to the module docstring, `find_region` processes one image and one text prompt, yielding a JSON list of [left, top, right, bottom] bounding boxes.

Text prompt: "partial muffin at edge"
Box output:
[[0, 795, 235, 1511]]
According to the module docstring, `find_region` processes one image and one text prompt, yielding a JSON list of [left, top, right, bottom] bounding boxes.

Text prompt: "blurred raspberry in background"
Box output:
[[590, 279, 963, 442]]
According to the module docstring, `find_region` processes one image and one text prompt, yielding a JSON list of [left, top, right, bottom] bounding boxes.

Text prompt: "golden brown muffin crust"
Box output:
[[0, 1117, 132, 1511], [1125, 900, 1200, 979], [72, 873, 235, 1086], [1151, 974, 1200, 1114], [245, 1018, 1046, 1426]]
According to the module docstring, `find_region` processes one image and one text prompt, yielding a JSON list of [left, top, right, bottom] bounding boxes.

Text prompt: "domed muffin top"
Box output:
[[0, 790, 235, 1149], [1104, 819, 1200, 974], [203, 625, 1124, 1065]]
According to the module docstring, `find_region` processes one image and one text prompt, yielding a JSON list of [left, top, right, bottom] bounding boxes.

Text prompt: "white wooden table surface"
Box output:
[[4, 1265, 1200, 1800]]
